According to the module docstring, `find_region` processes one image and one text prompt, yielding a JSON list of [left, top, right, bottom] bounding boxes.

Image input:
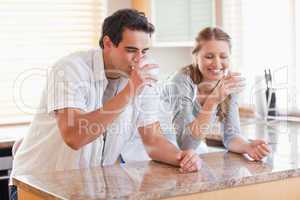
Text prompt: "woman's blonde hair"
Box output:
[[182, 27, 232, 121]]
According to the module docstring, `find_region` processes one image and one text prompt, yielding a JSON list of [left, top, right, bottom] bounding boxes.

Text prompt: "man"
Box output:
[[9, 9, 201, 200]]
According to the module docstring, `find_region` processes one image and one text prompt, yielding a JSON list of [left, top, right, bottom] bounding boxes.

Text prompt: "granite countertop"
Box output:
[[13, 121, 300, 200], [0, 125, 28, 149]]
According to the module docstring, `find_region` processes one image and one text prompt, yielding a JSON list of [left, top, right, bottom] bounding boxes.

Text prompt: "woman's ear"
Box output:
[[102, 36, 113, 49]]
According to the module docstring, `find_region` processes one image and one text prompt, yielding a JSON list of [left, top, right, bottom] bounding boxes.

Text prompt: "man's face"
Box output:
[[108, 28, 151, 76]]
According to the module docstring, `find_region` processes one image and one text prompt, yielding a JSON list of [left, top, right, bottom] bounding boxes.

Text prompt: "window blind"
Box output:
[[152, 0, 215, 44], [0, 0, 106, 123]]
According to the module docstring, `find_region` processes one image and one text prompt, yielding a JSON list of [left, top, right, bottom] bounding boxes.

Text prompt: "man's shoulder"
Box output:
[[49, 48, 103, 81], [54, 48, 100, 68]]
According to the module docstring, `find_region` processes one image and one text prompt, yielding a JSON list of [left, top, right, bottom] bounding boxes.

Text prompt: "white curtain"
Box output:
[[0, 0, 106, 123]]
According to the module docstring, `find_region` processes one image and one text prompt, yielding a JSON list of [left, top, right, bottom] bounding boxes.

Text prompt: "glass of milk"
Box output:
[[139, 56, 160, 85]]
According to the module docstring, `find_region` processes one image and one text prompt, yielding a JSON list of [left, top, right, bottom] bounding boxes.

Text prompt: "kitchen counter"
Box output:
[[13, 120, 300, 200], [0, 125, 28, 149], [0, 125, 28, 199]]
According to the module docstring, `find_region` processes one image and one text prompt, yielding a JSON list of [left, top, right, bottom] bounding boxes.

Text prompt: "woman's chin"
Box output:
[[205, 75, 223, 82]]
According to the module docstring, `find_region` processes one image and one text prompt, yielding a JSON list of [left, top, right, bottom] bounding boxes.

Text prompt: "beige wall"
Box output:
[[107, 0, 193, 80]]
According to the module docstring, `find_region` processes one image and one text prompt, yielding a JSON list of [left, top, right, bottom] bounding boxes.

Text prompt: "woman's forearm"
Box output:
[[227, 136, 250, 154], [187, 98, 217, 139]]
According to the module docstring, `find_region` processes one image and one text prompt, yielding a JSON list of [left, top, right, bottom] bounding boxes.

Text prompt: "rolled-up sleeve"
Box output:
[[161, 73, 201, 150], [47, 54, 92, 115], [222, 94, 244, 149]]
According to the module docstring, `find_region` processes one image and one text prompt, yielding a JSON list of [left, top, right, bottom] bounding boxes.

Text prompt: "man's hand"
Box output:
[[245, 139, 271, 161], [127, 61, 159, 96], [177, 150, 202, 173]]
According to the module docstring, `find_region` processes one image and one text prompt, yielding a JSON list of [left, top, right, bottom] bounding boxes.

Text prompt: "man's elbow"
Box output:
[[142, 137, 160, 158], [60, 128, 82, 151], [144, 145, 156, 159], [65, 138, 81, 150]]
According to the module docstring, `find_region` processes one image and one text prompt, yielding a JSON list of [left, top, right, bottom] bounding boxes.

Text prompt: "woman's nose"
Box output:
[[213, 57, 222, 69]]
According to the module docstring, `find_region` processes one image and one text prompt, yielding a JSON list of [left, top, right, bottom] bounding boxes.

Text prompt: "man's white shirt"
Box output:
[[10, 48, 159, 184]]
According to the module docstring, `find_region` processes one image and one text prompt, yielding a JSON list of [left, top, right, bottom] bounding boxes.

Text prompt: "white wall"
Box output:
[[107, 0, 193, 80], [151, 47, 192, 80], [107, 0, 132, 15]]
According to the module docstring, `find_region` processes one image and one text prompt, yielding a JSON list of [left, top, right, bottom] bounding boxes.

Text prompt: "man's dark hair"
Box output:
[[99, 9, 155, 49]]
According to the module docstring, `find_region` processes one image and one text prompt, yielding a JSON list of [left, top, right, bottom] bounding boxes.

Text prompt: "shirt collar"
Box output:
[[92, 48, 108, 83]]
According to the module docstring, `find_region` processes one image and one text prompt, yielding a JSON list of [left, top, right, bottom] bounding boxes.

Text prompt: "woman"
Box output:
[[161, 27, 270, 160]]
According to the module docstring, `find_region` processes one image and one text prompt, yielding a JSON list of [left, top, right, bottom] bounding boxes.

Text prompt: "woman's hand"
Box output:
[[207, 72, 245, 105], [245, 139, 271, 161], [177, 150, 202, 173]]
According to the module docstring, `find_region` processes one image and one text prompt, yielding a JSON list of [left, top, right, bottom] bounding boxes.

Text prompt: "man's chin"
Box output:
[[121, 73, 130, 78], [114, 68, 130, 78]]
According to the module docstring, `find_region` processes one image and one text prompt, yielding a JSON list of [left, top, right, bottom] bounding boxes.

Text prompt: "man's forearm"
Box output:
[[139, 122, 204, 172], [60, 84, 132, 149], [146, 135, 181, 166], [139, 123, 181, 166], [80, 84, 132, 131]]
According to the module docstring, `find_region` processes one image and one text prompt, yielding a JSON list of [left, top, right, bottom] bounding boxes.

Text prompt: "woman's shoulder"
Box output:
[[168, 71, 196, 87], [229, 93, 239, 105], [160, 71, 197, 101], [169, 71, 193, 84]]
